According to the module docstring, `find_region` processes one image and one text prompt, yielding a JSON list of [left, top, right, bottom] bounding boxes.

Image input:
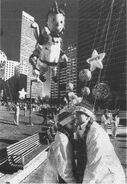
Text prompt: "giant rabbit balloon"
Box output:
[[29, 1, 68, 82]]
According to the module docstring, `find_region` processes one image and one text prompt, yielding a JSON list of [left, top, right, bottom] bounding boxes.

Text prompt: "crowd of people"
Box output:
[[0, 99, 121, 139], [0, 94, 125, 183], [42, 100, 125, 184]]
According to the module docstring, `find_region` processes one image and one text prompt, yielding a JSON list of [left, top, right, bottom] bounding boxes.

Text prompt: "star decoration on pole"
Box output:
[[19, 88, 27, 99], [86, 49, 106, 72]]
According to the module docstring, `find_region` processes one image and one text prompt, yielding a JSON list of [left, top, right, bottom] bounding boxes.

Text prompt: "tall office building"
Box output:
[[66, 45, 77, 94], [50, 45, 77, 104], [77, 0, 126, 109], [2, 60, 19, 101], [4, 60, 19, 81], [20, 11, 45, 98]]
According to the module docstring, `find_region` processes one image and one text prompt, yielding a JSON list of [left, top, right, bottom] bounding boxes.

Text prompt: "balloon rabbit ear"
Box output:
[[52, 1, 60, 13], [59, 2, 66, 14], [60, 2, 66, 9]]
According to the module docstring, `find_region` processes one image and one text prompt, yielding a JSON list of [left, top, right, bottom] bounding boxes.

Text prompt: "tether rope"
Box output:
[[93, 0, 115, 109]]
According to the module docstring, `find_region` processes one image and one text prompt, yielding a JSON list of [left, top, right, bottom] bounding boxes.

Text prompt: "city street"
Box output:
[[0, 0, 126, 183], [0, 105, 44, 150], [0, 105, 126, 183], [22, 121, 127, 183]]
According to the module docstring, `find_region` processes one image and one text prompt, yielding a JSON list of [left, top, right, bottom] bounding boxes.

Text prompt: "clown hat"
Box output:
[[74, 101, 95, 119], [58, 110, 74, 126]]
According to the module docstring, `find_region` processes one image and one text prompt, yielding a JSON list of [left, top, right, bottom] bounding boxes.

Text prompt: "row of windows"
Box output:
[[77, 0, 126, 104]]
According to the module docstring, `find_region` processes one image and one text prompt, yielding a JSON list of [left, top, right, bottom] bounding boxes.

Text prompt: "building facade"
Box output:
[[2, 60, 20, 102], [4, 60, 19, 81], [50, 44, 77, 104], [20, 11, 45, 99], [77, 0, 126, 110]]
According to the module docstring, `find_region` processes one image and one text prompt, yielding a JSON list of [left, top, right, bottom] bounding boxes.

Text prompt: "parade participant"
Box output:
[[101, 108, 111, 132], [43, 110, 77, 183], [74, 102, 125, 184], [14, 103, 20, 125], [111, 109, 120, 138], [24, 104, 27, 116]]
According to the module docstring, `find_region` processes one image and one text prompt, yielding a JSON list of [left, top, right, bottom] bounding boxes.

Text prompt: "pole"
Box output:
[[29, 80, 33, 126], [29, 79, 38, 125], [58, 60, 60, 106]]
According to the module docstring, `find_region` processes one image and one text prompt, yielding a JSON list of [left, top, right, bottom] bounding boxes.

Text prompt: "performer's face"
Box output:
[[76, 112, 89, 125], [75, 112, 90, 139], [66, 119, 77, 133]]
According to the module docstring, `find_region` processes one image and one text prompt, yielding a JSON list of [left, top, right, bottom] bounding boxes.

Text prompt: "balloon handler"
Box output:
[[29, 1, 68, 82]]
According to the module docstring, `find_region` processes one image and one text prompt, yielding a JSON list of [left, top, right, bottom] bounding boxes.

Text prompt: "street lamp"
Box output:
[[29, 79, 38, 125]]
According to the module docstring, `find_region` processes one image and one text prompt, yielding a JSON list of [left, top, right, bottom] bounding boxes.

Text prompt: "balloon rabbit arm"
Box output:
[[31, 22, 40, 41]]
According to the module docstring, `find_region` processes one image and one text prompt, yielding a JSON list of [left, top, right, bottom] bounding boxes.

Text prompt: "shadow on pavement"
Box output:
[[0, 119, 15, 125], [117, 133, 127, 138], [118, 139, 126, 142], [119, 146, 127, 149], [0, 162, 19, 174], [19, 121, 29, 125], [120, 119, 127, 126], [122, 163, 127, 169], [0, 139, 18, 145], [23, 133, 32, 136], [35, 113, 43, 117], [0, 148, 19, 174]]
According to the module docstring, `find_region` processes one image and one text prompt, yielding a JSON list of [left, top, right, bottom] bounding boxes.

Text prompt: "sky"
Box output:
[[0, 0, 79, 97], [0, 0, 79, 61]]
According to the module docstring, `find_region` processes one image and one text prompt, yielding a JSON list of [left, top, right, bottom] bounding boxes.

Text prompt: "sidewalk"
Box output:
[[22, 123, 127, 183]]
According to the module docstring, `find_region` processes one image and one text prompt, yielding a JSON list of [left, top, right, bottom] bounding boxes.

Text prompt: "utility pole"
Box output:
[[29, 79, 38, 125]]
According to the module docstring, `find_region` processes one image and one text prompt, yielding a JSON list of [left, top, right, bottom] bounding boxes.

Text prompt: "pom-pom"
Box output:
[[81, 87, 90, 96], [79, 69, 92, 82], [67, 82, 74, 91]]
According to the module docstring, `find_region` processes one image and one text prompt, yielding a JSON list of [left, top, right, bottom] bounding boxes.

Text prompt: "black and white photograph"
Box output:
[[0, 0, 126, 183]]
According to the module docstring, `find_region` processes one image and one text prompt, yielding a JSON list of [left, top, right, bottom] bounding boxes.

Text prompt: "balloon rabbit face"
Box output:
[[47, 12, 65, 34]]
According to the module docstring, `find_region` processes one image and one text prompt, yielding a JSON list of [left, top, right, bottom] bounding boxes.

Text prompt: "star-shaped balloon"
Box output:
[[86, 50, 106, 72], [19, 88, 27, 99]]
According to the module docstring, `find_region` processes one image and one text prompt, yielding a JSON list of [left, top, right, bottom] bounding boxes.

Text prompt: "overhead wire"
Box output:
[[93, 0, 115, 109], [102, 0, 125, 81]]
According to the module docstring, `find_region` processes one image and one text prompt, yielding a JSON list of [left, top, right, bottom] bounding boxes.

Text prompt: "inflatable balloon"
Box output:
[[81, 86, 90, 96], [29, 1, 68, 82], [79, 69, 92, 82], [92, 83, 110, 100], [0, 50, 7, 69], [67, 82, 74, 91], [86, 49, 106, 72]]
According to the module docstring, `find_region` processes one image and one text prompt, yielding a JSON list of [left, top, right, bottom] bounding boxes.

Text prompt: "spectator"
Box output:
[[111, 109, 120, 138], [43, 110, 77, 183], [42, 104, 48, 125], [74, 102, 125, 184], [24, 104, 27, 116], [14, 103, 20, 125], [101, 109, 111, 132]]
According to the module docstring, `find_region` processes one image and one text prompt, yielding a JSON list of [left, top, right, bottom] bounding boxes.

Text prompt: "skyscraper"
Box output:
[[20, 11, 45, 99], [4, 60, 19, 81], [50, 44, 77, 104], [77, 0, 126, 109], [2, 60, 19, 101]]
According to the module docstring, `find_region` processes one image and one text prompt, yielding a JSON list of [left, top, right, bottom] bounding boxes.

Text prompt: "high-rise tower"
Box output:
[[77, 0, 126, 109]]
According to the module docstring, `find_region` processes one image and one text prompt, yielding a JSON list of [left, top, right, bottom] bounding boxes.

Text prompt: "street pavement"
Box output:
[[22, 123, 127, 183], [0, 105, 126, 183], [0, 105, 44, 150]]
